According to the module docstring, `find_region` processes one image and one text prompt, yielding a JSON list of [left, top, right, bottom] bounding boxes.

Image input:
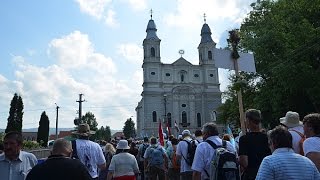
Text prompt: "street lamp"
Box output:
[[163, 94, 167, 123]]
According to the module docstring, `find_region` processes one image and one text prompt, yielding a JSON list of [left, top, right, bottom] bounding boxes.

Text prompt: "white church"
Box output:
[[136, 16, 222, 137]]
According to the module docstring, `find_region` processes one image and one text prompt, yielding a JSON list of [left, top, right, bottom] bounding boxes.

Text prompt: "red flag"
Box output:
[[158, 120, 164, 146], [166, 121, 171, 136]]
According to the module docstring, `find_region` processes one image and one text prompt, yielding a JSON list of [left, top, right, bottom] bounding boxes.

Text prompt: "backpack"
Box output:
[[71, 140, 79, 159], [182, 140, 197, 166], [289, 129, 306, 155], [205, 140, 240, 180], [171, 146, 180, 170], [140, 144, 149, 158], [149, 146, 164, 166]]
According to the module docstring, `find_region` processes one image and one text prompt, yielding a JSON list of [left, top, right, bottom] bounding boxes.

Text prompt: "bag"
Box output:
[[289, 129, 306, 155], [149, 146, 164, 166], [171, 147, 180, 170], [71, 140, 79, 159], [140, 144, 148, 158], [205, 140, 240, 180], [182, 140, 197, 166]]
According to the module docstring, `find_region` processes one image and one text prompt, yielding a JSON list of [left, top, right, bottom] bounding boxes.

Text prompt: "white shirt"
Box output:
[[75, 139, 106, 178], [304, 137, 320, 155], [288, 126, 304, 154], [176, 137, 193, 172], [191, 136, 236, 180], [109, 152, 139, 177]]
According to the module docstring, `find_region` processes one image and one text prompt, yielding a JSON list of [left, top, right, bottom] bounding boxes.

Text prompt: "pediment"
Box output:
[[172, 57, 193, 66]]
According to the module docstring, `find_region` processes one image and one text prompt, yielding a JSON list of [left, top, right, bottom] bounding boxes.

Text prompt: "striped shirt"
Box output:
[[256, 148, 320, 180]]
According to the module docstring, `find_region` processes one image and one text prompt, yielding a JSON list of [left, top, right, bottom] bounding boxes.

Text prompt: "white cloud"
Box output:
[[123, 0, 147, 11], [76, 0, 111, 19], [105, 9, 119, 27], [117, 43, 143, 64]]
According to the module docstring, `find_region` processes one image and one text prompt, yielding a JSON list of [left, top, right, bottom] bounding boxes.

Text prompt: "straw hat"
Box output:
[[72, 123, 95, 136]]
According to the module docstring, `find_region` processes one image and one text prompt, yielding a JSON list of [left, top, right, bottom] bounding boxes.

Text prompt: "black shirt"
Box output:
[[26, 155, 92, 180], [239, 132, 271, 178]]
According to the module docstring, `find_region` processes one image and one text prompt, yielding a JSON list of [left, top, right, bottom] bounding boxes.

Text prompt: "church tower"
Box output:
[[198, 15, 216, 65]]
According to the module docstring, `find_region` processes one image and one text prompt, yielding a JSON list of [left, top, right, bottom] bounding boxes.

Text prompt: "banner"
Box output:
[[158, 120, 164, 146]]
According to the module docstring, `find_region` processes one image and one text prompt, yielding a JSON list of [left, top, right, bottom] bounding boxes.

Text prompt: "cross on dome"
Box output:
[[203, 13, 207, 23]]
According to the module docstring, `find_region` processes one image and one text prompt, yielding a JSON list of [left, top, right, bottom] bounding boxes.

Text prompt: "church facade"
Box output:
[[135, 17, 222, 137]]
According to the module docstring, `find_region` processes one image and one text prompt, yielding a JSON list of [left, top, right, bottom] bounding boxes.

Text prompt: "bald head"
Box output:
[[52, 139, 72, 157]]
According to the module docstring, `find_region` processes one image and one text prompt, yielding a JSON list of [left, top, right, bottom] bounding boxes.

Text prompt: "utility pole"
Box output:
[[55, 103, 60, 140], [76, 94, 85, 124], [228, 30, 246, 135]]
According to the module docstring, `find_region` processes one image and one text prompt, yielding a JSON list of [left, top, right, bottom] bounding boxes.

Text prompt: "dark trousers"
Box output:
[[180, 171, 193, 180], [149, 166, 165, 180], [168, 168, 180, 180], [138, 161, 145, 180]]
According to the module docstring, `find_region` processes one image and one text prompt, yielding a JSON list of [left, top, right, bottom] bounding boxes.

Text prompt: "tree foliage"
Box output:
[[81, 112, 98, 131], [219, 0, 320, 129], [95, 125, 112, 141], [5, 93, 24, 133], [123, 118, 135, 138], [37, 111, 50, 147]]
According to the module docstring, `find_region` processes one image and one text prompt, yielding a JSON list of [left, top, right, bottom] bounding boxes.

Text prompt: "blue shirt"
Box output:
[[256, 148, 320, 180], [0, 151, 37, 180]]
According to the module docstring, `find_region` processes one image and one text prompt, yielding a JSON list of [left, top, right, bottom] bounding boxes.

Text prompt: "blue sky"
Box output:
[[0, 0, 254, 131]]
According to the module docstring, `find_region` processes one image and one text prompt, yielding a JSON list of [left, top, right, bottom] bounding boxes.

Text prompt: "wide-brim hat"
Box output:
[[72, 123, 95, 136], [182, 129, 191, 136], [116, 140, 130, 150], [280, 111, 303, 128]]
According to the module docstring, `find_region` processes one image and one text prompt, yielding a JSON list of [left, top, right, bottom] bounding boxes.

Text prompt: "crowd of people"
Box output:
[[0, 109, 320, 180]]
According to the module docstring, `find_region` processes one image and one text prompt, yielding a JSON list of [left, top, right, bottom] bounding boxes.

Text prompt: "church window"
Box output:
[[197, 113, 201, 127], [151, 72, 155, 75], [181, 104, 186, 107], [151, 47, 155, 57], [167, 113, 172, 127], [166, 73, 170, 77], [208, 51, 212, 60], [194, 74, 199, 77], [152, 111, 157, 122], [181, 74, 184, 82], [182, 111, 187, 124], [210, 74, 214, 77]]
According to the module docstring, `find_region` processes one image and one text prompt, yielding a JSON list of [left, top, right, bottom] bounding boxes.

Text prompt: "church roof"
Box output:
[[200, 23, 214, 44], [172, 57, 193, 66], [145, 19, 160, 40]]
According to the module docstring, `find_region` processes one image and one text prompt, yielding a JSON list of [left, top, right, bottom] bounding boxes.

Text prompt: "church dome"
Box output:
[[145, 19, 159, 40], [200, 23, 213, 43]]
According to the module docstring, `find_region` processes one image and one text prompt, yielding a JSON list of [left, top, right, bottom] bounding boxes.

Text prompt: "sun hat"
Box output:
[[182, 129, 191, 136], [72, 123, 95, 136], [280, 111, 302, 128], [116, 140, 130, 150]]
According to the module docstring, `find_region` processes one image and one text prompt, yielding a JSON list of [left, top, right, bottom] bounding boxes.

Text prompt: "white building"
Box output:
[[136, 16, 222, 137]]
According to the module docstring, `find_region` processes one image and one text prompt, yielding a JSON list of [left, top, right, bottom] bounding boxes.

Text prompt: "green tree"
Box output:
[[219, 0, 320, 129], [123, 118, 135, 138], [95, 125, 112, 141], [37, 111, 50, 147], [5, 93, 24, 133], [105, 125, 111, 141], [81, 112, 98, 131]]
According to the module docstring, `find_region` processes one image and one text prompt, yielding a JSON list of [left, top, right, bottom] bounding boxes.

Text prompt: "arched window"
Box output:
[[167, 113, 172, 127], [208, 51, 212, 60], [151, 47, 155, 57], [182, 111, 187, 124], [197, 113, 201, 127], [152, 111, 157, 122], [181, 74, 184, 82]]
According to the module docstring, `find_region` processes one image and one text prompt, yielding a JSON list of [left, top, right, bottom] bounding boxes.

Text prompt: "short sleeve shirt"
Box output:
[[191, 136, 236, 180], [0, 151, 37, 180], [239, 132, 271, 169], [288, 126, 304, 154], [176, 138, 193, 172], [108, 152, 139, 178], [303, 137, 320, 155], [76, 139, 106, 178]]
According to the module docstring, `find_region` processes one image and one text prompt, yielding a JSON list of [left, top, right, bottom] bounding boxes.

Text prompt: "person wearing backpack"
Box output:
[[279, 111, 305, 155], [192, 123, 237, 180], [144, 137, 168, 180], [167, 138, 180, 180], [138, 137, 150, 180], [176, 129, 194, 180]]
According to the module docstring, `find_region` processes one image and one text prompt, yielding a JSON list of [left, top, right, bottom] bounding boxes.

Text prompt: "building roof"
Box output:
[[200, 23, 214, 44], [145, 19, 160, 40], [172, 57, 193, 66], [112, 132, 124, 138]]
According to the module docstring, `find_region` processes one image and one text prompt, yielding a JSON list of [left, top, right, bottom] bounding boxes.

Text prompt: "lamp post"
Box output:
[[163, 94, 167, 123]]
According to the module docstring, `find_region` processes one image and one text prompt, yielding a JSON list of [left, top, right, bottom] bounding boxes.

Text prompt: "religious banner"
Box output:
[[213, 48, 256, 73]]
